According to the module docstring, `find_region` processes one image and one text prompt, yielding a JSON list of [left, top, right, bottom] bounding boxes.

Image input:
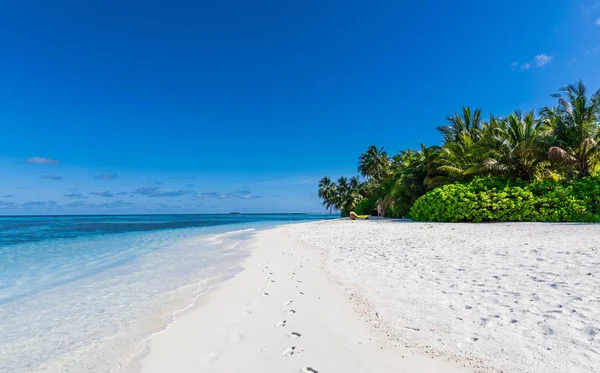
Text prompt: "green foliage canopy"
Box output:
[[318, 80, 600, 221]]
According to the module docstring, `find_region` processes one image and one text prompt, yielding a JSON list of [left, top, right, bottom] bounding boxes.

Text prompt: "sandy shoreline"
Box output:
[[135, 222, 474, 373], [135, 220, 600, 373]]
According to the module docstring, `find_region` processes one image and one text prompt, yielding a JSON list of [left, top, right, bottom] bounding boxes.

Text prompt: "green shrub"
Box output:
[[409, 177, 600, 222], [354, 196, 378, 216]]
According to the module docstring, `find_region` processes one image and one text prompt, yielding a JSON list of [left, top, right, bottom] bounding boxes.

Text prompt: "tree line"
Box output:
[[318, 81, 600, 217]]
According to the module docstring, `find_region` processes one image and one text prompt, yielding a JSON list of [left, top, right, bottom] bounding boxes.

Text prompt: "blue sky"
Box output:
[[1, 0, 599, 214]]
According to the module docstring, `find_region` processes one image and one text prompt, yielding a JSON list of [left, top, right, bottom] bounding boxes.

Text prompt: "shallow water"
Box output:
[[0, 214, 332, 373]]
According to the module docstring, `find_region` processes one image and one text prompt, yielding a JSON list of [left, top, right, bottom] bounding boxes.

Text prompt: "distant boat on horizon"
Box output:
[[229, 212, 241, 215]]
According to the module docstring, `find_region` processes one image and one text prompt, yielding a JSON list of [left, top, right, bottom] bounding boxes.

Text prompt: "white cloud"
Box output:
[[533, 54, 553, 67], [94, 173, 118, 180], [585, 45, 600, 54], [596, 17, 600, 25], [516, 54, 553, 71], [90, 190, 114, 198], [134, 186, 195, 198], [567, 58, 577, 66], [26, 156, 60, 165]]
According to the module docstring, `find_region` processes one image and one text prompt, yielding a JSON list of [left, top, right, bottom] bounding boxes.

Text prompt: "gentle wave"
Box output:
[[0, 214, 334, 373]]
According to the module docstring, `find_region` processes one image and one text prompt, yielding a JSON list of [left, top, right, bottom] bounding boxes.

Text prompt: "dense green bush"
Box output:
[[354, 196, 378, 216], [409, 177, 600, 222]]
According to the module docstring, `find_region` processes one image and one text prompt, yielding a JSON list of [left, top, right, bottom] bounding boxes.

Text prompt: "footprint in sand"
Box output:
[[302, 368, 318, 372], [289, 332, 302, 338], [262, 292, 269, 296], [230, 334, 245, 343], [242, 310, 253, 316], [296, 280, 302, 284], [283, 300, 293, 306], [287, 309, 296, 314], [282, 346, 296, 356], [464, 333, 479, 343], [200, 352, 222, 365], [276, 320, 287, 327], [298, 291, 305, 296]]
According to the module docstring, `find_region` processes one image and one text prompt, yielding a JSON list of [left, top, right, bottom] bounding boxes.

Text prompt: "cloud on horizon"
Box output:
[[134, 186, 195, 198], [94, 173, 119, 180], [26, 156, 60, 165], [41, 174, 63, 180], [64, 193, 88, 199], [64, 200, 134, 210], [22, 201, 58, 208], [217, 190, 261, 200], [153, 190, 195, 198], [92, 200, 134, 209], [90, 190, 114, 198], [194, 190, 260, 200], [196, 192, 218, 199]]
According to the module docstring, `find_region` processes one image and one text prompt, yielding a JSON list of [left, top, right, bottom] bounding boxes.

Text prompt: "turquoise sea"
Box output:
[[0, 214, 333, 373]]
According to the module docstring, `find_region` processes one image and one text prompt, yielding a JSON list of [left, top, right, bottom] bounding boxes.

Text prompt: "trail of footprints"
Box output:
[[262, 259, 318, 372]]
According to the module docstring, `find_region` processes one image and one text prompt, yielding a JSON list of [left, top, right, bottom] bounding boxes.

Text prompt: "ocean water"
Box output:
[[0, 214, 333, 373]]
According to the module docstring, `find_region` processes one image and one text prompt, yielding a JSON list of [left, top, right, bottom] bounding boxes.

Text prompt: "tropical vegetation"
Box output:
[[318, 81, 600, 222]]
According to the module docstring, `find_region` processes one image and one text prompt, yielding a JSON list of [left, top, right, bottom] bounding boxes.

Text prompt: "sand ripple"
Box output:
[[290, 221, 600, 373]]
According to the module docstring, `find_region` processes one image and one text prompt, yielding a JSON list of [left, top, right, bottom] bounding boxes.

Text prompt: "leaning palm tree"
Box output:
[[333, 176, 348, 213], [358, 145, 390, 181], [349, 176, 361, 190], [318, 176, 337, 213], [541, 81, 600, 178], [437, 107, 483, 143], [333, 176, 364, 215]]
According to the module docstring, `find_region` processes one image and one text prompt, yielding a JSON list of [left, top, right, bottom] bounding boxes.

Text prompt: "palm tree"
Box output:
[[384, 144, 442, 216], [480, 114, 503, 135], [358, 145, 390, 181], [437, 107, 483, 143], [542, 81, 600, 178], [334, 176, 364, 215], [318, 176, 337, 213], [316, 80, 599, 219], [482, 111, 550, 180], [437, 134, 485, 182]]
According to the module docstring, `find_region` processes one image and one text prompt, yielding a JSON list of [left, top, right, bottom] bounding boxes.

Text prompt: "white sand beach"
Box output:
[[135, 220, 600, 373]]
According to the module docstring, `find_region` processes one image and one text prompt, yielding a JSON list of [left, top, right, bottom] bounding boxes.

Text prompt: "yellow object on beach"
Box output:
[[349, 211, 370, 219]]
